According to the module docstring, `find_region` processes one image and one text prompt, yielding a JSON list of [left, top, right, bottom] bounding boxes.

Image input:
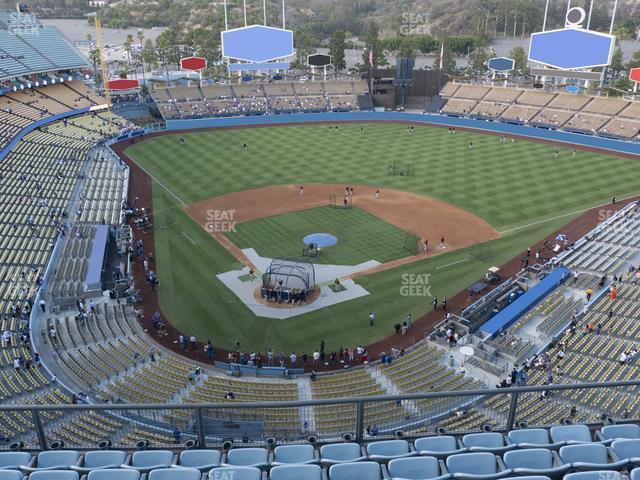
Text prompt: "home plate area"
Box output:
[[216, 248, 378, 319]]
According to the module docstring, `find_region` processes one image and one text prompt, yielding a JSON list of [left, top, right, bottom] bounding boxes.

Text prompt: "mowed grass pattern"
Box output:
[[226, 206, 412, 265], [127, 123, 640, 231], [124, 123, 640, 352]]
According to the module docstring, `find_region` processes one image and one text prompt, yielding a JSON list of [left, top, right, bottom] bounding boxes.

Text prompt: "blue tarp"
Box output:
[[480, 267, 570, 337], [85, 225, 108, 292]]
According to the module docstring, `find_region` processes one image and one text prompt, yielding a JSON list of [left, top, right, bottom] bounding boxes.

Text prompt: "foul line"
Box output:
[[124, 152, 187, 207], [436, 258, 470, 270], [499, 193, 640, 235], [182, 231, 196, 245]]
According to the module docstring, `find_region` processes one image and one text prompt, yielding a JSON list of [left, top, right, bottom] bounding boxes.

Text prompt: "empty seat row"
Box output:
[[3, 424, 640, 471], [3, 459, 640, 480]]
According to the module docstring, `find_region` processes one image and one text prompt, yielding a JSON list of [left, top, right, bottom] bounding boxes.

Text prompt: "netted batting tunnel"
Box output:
[[261, 257, 316, 292]]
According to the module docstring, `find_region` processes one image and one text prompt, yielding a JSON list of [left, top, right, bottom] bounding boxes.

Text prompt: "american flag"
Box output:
[[368, 48, 374, 67]]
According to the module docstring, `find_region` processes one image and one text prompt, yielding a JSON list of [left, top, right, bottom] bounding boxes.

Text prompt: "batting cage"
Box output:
[[261, 257, 316, 303], [388, 161, 415, 176], [402, 231, 420, 256], [329, 194, 353, 209]]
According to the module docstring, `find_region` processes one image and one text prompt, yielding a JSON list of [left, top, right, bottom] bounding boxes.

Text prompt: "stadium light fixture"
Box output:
[[8, 441, 23, 451], [34, 81, 39, 87], [97, 440, 112, 450]]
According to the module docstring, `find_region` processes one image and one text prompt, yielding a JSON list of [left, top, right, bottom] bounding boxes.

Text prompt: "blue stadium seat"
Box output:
[[558, 444, 628, 471], [564, 472, 621, 480], [610, 439, 640, 466], [329, 461, 381, 480], [600, 425, 640, 441], [445, 452, 510, 480], [122, 451, 175, 474], [174, 450, 221, 472], [414, 436, 468, 459], [0, 453, 33, 470], [502, 448, 569, 480], [148, 467, 200, 480], [224, 448, 269, 469], [367, 440, 416, 462], [0, 471, 22, 480], [507, 429, 565, 450], [386, 456, 450, 480], [71, 451, 127, 473], [87, 469, 140, 480], [29, 471, 80, 480], [550, 425, 599, 445], [501, 477, 551, 480], [461, 433, 515, 455], [631, 467, 640, 480], [271, 445, 319, 465], [21, 452, 81, 473], [320, 443, 367, 465], [270, 464, 322, 480]]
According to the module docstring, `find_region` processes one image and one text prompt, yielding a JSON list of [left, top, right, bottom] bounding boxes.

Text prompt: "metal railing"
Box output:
[[6, 380, 640, 451]]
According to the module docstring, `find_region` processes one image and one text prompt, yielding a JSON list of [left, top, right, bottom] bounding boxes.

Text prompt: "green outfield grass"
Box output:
[[125, 122, 640, 353], [226, 206, 413, 265]]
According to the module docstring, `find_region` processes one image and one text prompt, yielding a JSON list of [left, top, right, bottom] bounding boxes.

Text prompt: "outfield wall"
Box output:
[[165, 112, 640, 157]]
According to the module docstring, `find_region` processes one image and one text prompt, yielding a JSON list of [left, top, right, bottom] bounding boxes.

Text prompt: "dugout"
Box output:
[[261, 257, 316, 303]]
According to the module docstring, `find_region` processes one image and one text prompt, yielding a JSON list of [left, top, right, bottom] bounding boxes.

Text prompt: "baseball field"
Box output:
[[123, 122, 640, 353]]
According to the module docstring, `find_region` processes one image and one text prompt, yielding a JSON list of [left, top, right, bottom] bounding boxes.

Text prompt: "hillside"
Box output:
[[3, 0, 638, 40]]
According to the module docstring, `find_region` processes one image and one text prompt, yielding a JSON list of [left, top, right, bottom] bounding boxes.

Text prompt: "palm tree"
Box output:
[[89, 48, 101, 85], [137, 30, 146, 87], [124, 33, 134, 78]]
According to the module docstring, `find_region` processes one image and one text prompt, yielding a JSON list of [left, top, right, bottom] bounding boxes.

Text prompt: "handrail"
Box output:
[[4, 379, 640, 412]]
